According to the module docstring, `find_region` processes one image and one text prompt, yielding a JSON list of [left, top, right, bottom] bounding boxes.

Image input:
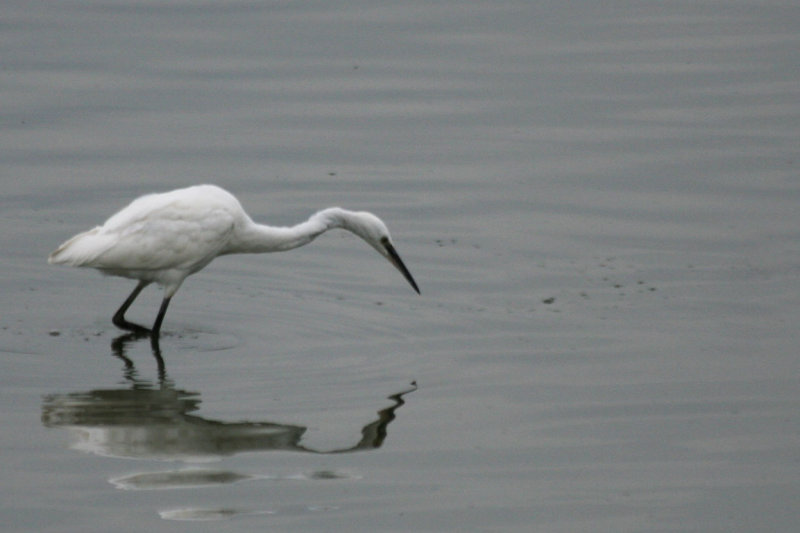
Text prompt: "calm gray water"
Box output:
[[2, 1, 799, 531]]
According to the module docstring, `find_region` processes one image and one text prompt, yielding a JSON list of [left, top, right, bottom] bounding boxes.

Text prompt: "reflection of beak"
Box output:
[[384, 242, 420, 294]]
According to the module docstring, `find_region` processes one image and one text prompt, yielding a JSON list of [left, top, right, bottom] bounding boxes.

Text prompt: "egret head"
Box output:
[[341, 211, 420, 294]]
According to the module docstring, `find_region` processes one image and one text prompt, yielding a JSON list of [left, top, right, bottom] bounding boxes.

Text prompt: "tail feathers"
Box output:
[[48, 227, 113, 267]]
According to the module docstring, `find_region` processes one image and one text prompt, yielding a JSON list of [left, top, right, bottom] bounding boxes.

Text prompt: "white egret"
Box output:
[[49, 184, 419, 337]]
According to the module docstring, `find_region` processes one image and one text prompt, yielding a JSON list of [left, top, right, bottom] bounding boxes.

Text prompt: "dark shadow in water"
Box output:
[[41, 334, 416, 460], [110, 331, 167, 385]]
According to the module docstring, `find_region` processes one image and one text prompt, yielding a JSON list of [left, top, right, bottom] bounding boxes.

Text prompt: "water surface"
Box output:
[[2, 1, 799, 531]]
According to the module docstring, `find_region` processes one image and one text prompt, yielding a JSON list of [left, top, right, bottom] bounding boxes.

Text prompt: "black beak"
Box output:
[[384, 242, 420, 294]]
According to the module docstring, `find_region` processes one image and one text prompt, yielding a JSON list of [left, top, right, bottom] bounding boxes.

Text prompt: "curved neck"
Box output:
[[228, 208, 348, 254]]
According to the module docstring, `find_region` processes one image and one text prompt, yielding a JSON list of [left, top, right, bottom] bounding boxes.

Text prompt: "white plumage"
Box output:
[[49, 185, 419, 337]]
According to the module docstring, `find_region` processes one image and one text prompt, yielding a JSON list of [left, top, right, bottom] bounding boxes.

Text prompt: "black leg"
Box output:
[[150, 297, 171, 338], [112, 281, 151, 334]]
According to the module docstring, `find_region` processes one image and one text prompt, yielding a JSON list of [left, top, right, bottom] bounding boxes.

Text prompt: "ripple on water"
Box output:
[[158, 507, 274, 521], [109, 468, 256, 490], [295, 469, 361, 481], [110, 467, 360, 490]]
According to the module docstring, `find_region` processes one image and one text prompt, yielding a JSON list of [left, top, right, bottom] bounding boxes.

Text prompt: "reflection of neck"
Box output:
[[343, 385, 414, 452]]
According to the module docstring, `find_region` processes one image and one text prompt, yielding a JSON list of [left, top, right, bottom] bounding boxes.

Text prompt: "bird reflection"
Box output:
[[41, 334, 415, 460], [110, 331, 167, 384]]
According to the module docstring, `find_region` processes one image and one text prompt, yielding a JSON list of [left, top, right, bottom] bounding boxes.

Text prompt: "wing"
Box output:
[[49, 188, 239, 273]]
